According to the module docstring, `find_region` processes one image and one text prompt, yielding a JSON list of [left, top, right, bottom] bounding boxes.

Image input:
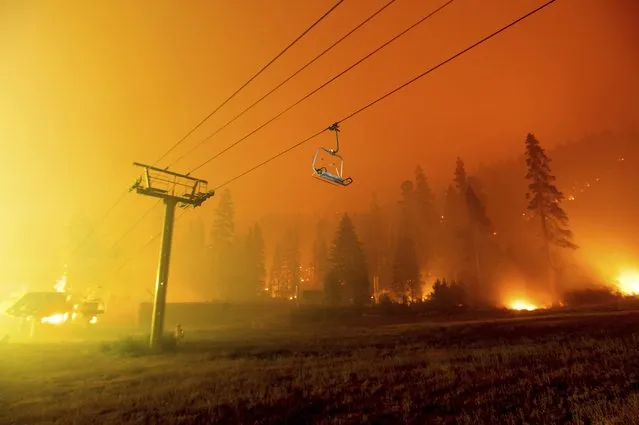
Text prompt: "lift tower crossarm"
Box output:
[[130, 162, 214, 349], [133, 162, 208, 183]]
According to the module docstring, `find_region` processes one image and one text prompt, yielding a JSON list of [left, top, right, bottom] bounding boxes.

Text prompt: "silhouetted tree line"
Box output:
[[310, 133, 578, 307], [173, 133, 597, 307]]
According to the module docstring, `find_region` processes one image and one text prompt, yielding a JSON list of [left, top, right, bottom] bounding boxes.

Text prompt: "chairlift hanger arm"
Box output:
[[328, 122, 340, 154], [312, 147, 344, 172], [316, 146, 344, 159]]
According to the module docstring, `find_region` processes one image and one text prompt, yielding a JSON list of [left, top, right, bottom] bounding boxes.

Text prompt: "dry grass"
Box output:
[[2, 311, 639, 424]]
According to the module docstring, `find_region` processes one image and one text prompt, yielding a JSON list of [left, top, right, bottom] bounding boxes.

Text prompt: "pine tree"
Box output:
[[447, 158, 495, 303], [252, 224, 266, 291], [454, 157, 468, 193], [268, 243, 285, 298], [467, 175, 488, 207], [466, 186, 492, 232], [451, 158, 471, 230], [267, 231, 301, 301], [324, 269, 341, 306], [443, 184, 460, 227], [465, 185, 492, 302], [210, 189, 235, 300], [311, 219, 329, 289], [327, 214, 370, 306], [228, 233, 246, 302], [447, 157, 473, 280], [243, 223, 266, 299], [415, 166, 435, 206], [211, 189, 234, 247], [282, 229, 301, 300], [525, 133, 577, 298], [399, 180, 415, 212], [392, 235, 421, 302], [392, 180, 421, 301], [361, 194, 388, 300], [363, 195, 382, 278], [414, 165, 438, 268], [442, 184, 464, 280], [177, 217, 208, 300]]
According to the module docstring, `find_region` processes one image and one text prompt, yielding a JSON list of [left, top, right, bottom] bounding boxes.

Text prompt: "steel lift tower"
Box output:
[[130, 162, 214, 348]]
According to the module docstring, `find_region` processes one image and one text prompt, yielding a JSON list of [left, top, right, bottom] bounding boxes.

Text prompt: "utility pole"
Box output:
[[130, 162, 214, 349]]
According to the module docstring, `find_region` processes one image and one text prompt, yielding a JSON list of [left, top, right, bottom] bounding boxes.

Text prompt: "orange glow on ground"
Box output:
[[507, 299, 539, 311], [617, 270, 639, 295]]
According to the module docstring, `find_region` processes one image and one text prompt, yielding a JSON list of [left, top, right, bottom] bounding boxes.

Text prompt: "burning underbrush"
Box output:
[[616, 269, 639, 296], [383, 274, 639, 316], [377, 262, 639, 314], [493, 267, 639, 312], [292, 289, 639, 328], [506, 299, 540, 311]]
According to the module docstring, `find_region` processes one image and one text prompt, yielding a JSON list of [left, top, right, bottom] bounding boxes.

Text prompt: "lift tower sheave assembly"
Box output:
[[130, 162, 214, 349]]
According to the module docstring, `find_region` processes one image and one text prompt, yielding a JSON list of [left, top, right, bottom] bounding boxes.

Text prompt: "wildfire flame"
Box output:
[[40, 312, 69, 325], [617, 270, 639, 295], [508, 299, 538, 311], [54, 273, 67, 293]]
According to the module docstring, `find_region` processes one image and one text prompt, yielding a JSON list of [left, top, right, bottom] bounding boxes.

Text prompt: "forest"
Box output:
[[155, 130, 639, 311]]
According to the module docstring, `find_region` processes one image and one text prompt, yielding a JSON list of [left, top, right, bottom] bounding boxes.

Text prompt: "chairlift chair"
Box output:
[[311, 123, 353, 187]]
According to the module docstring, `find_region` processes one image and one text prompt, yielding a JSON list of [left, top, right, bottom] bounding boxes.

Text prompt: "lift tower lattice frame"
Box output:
[[130, 162, 214, 349]]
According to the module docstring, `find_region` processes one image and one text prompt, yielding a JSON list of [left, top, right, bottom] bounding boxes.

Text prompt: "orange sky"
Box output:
[[1, 0, 638, 288]]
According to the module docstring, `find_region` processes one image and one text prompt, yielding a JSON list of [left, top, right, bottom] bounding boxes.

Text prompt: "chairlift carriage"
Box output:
[[311, 123, 353, 187]]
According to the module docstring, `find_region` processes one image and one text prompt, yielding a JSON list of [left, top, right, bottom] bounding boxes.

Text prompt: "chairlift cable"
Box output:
[[110, 200, 162, 251], [169, 0, 399, 168], [214, 0, 558, 189], [336, 0, 557, 124], [68, 2, 344, 263], [153, 0, 347, 168], [69, 188, 129, 256], [112, 209, 189, 276], [108, 0, 559, 271], [189, 0, 456, 174], [214, 129, 327, 189]]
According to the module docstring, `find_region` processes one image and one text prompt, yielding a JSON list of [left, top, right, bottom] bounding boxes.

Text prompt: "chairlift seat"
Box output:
[[313, 170, 353, 186], [310, 123, 353, 187], [313, 166, 353, 186], [311, 147, 352, 187]]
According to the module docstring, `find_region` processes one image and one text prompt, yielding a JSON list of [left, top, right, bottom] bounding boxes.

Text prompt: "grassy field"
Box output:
[[2, 310, 639, 424]]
